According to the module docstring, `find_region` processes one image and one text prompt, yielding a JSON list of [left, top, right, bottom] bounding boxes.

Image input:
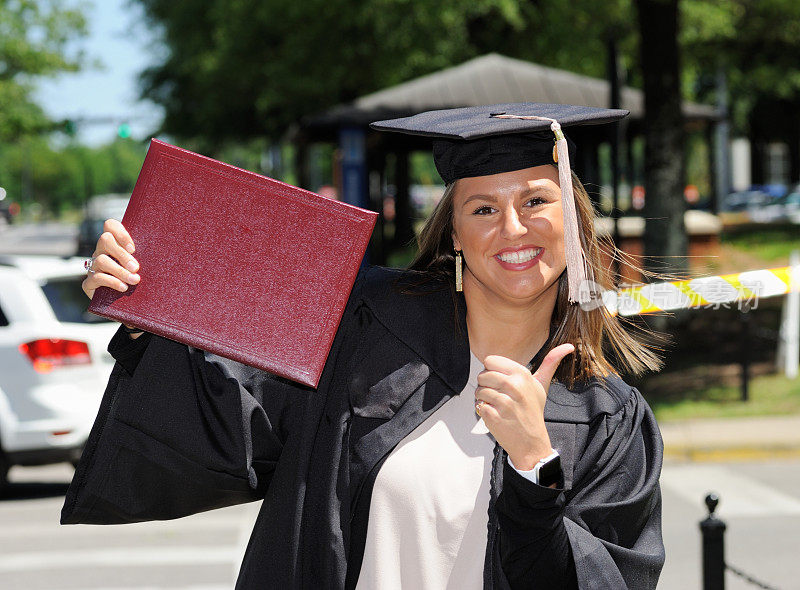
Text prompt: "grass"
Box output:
[[720, 225, 800, 265], [648, 367, 800, 422]]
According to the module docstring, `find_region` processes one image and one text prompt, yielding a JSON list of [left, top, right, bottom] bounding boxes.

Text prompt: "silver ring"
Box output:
[[84, 257, 96, 273]]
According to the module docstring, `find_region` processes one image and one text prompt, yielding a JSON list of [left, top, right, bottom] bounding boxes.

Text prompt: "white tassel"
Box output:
[[551, 122, 594, 304]]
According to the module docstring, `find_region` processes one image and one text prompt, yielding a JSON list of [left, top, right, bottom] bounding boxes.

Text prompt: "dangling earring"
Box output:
[[455, 249, 463, 292]]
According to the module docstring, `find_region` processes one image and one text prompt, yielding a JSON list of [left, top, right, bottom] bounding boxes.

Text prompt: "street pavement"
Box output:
[[660, 414, 800, 461], [0, 464, 258, 589], [2, 458, 799, 590], [0, 221, 78, 256]]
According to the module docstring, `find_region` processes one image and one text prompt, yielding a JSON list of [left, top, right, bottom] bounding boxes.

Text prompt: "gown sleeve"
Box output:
[[61, 325, 312, 525], [496, 385, 665, 590]]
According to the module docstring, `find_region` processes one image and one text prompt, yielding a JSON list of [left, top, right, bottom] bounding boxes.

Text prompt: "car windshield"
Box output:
[[40, 277, 112, 324]]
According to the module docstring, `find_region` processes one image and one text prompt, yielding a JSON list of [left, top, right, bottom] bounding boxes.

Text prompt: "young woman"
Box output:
[[63, 103, 665, 589]]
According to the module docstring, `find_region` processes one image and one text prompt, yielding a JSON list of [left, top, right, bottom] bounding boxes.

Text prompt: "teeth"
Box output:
[[498, 248, 541, 263]]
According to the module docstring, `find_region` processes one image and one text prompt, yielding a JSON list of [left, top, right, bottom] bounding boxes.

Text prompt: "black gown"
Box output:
[[62, 266, 665, 589]]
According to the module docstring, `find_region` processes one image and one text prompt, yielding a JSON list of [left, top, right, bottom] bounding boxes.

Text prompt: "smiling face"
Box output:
[[451, 165, 566, 306]]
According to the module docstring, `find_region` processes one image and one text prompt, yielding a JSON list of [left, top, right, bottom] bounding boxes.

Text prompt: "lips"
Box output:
[[495, 247, 542, 264]]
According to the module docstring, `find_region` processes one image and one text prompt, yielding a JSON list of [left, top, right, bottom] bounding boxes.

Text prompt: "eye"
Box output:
[[524, 196, 548, 207], [472, 205, 496, 215]]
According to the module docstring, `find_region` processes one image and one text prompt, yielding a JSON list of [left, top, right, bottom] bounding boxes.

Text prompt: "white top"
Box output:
[[356, 351, 494, 590]]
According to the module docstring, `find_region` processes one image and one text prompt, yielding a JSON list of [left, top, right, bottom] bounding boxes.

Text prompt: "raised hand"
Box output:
[[82, 219, 139, 300], [475, 343, 575, 471]]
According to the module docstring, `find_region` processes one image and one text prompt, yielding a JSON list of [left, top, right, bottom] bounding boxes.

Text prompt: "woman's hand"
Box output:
[[475, 343, 575, 471], [82, 219, 140, 300]]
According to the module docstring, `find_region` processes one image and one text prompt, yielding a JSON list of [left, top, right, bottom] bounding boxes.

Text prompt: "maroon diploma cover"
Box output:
[[89, 139, 377, 387]]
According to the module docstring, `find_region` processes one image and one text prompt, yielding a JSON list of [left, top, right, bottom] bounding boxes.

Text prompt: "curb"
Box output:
[[659, 414, 800, 462], [663, 445, 800, 463]]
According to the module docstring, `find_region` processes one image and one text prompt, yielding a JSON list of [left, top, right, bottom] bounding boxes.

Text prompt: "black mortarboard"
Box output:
[[370, 102, 628, 184], [370, 103, 630, 305]]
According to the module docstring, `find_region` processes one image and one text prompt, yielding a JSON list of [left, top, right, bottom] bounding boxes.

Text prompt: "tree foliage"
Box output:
[[136, 0, 642, 144], [136, 0, 800, 145], [682, 0, 800, 130], [0, 137, 147, 216], [0, 0, 88, 141]]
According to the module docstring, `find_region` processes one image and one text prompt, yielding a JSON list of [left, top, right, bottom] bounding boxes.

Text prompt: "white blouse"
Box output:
[[355, 351, 494, 590]]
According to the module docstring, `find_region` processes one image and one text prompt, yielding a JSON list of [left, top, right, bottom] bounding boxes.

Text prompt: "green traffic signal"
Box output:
[[117, 123, 131, 139], [63, 119, 77, 136]]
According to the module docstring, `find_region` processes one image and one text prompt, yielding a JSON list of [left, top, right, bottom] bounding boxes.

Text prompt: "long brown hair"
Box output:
[[408, 171, 665, 388]]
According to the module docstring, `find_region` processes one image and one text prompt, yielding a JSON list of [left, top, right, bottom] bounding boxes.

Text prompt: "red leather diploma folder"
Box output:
[[89, 139, 377, 387]]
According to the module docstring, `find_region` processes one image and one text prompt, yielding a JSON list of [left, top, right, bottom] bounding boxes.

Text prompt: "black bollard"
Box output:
[[700, 493, 727, 590], [740, 307, 751, 402]]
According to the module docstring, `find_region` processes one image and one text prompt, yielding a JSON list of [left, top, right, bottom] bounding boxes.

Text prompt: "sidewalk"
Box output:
[[660, 414, 800, 461]]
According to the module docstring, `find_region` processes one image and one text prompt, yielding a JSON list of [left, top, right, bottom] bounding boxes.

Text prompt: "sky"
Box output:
[[33, 0, 165, 146]]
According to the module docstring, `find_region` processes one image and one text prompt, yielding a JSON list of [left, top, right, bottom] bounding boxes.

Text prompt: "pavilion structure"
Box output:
[[291, 53, 718, 266]]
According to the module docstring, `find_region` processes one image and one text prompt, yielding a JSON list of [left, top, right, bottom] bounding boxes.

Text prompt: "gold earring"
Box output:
[[455, 250, 463, 292]]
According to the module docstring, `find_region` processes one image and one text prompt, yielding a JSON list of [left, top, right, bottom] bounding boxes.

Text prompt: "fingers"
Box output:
[[474, 398, 500, 423], [92, 254, 140, 286], [532, 343, 575, 387], [83, 266, 132, 297], [475, 386, 511, 412], [93, 230, 139, 275], [102, 218, 135, 254], [479, 344, 576, 400], [483, 355, 526, 374], [477, 369, 517, 389], [82, 219, 140, 301]]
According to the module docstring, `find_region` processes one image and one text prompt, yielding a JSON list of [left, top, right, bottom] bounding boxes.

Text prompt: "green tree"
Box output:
[[136, 0, 659, 148], [138, 0, 528, 145], [0, 0, 88, 141], [682, 0, 800, 127], [0, 138, 147, 216]]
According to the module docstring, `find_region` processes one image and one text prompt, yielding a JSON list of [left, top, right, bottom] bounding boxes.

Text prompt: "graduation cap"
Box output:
[[370, 103, 629, 305]]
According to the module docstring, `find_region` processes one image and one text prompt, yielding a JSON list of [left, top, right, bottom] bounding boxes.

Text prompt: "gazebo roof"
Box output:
[[303, 53, 717, 131]]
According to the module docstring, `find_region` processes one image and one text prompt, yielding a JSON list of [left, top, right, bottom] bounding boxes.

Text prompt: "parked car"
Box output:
[[771, 191, 800, 223], [0, 202, 11, 225], [0, 255, 117, 491], [722, 190, 772, 213], [0, 187, 16, 225], [76, 194, 131, 256]]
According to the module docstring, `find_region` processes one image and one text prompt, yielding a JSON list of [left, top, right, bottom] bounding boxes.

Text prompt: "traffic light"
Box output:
[[62, 119, 77, 136], [117, 123, 131, 139]]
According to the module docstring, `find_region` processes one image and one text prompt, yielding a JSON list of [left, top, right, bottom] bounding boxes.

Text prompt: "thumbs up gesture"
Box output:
[[475, 343, 575, 471]]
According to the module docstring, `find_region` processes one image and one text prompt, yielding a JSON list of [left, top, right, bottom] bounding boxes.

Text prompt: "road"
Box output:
[[0, 221, 78, 256], [0, 464, 257, 589], [2, 459, 799, 589]]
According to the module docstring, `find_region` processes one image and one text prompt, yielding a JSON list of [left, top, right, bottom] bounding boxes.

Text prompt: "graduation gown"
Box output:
[[61, 265, 665, 589]]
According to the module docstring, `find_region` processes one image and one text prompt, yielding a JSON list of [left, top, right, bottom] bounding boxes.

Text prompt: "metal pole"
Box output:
[[714, 63, 731, 214], [740, 306, 751, 402], [607, 35, 622, 282], [785, 250, 800, 378], [700, 493, 726, 590]]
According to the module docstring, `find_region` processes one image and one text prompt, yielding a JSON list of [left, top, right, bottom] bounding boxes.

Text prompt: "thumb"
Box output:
[[532, 343, 575, 389]]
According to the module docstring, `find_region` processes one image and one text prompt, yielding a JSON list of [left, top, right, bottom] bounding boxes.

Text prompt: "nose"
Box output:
[[500, 207, 527, 240]]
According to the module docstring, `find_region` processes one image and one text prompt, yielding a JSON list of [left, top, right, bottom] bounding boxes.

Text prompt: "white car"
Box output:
[[0, 255, 118, 491]]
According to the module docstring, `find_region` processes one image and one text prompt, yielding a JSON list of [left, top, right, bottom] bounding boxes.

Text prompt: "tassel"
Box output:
[[550, 122, 595, 305]]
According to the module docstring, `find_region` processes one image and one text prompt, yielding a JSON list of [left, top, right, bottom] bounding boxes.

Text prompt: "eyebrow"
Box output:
[[462, 194, 497, 207], [461, 187, 555, 208]]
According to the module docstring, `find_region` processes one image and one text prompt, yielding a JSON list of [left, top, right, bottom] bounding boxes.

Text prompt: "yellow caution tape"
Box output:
[[600, 266, 800, 316]]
